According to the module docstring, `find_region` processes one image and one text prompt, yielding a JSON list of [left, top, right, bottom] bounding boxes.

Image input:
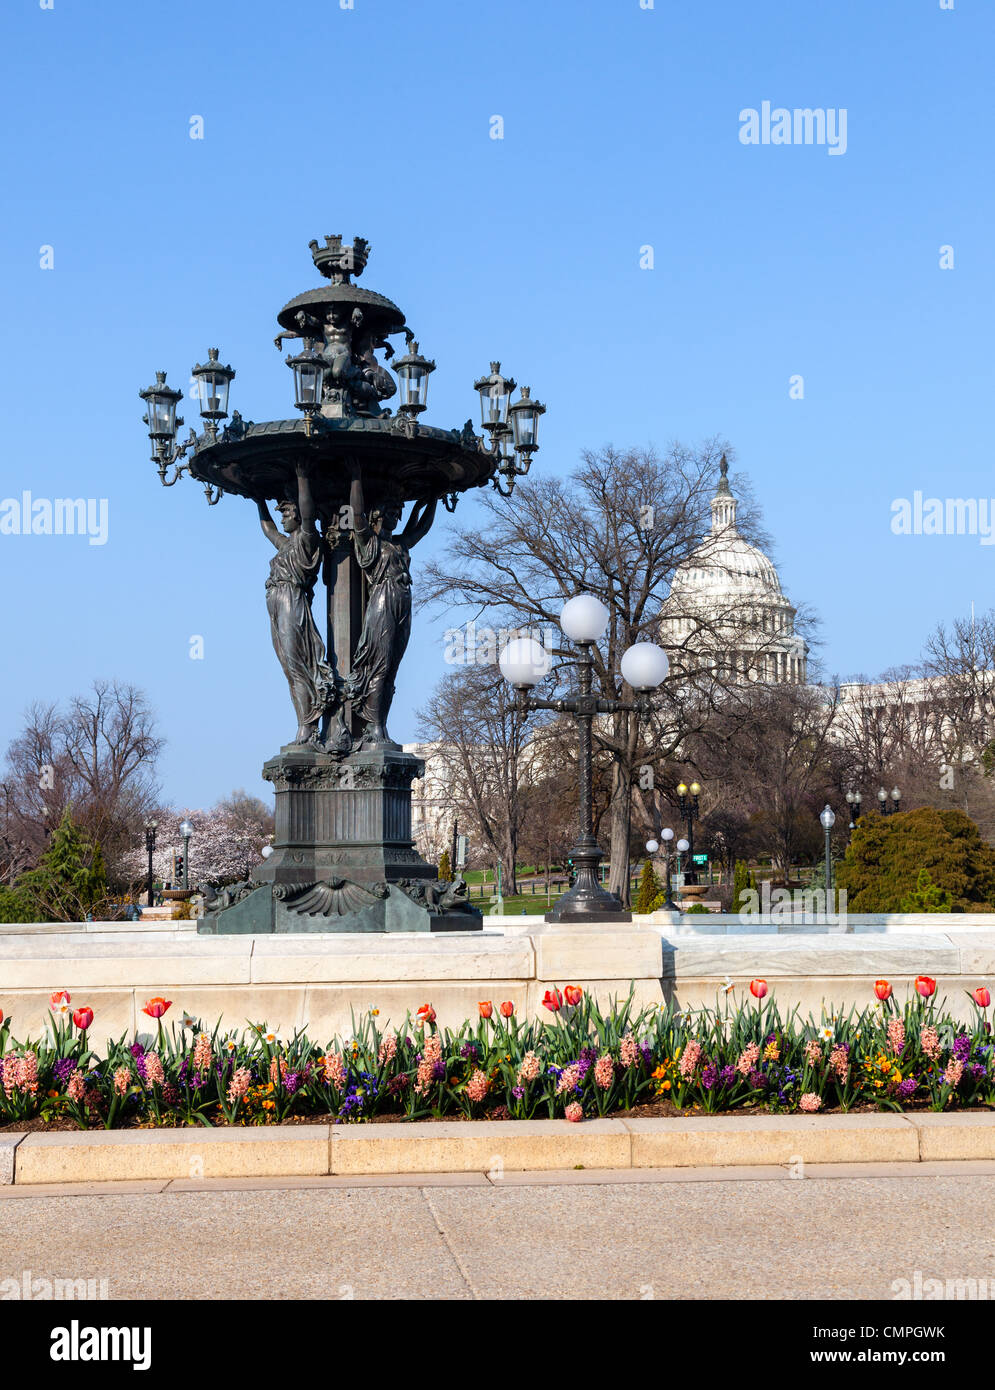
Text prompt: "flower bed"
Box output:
[[1, 977, 993, 1131]]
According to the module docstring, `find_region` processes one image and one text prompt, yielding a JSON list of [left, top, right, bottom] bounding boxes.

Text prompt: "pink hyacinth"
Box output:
[[829, 1046, 848, 1081], [517, 1050, 541, 1085], [803, 1040, 822, 1066], [944, 1057, 963, 1087], [323, 1052, 347, 1088], [556, 1063, 581, 1096], [594, 1053, 614, 1090], [564, 1101, 583, 1122], [799, 1092, 822, 1113], [66, 1069, 85, 1103], [377, 1035, 397, 1066], [269, 1055, 288, 1087], [887, 1018, 906, 1056], [466, 1069, 489, 1103], [920, 1025, 941, 1062], [2, 1055, 18, 1099], [620, 1034, 639, 1068], [736, 1042, 760, 1076], [679, 1040, 702, 1080], [227, 1067, 251, 1105], [144, 1052, 164, 1087], [16, 1053, 38, 1097], [415, 1035, 443, 1096], [113, 1065, 130, 1096], [192, 1033, 213, 1074]]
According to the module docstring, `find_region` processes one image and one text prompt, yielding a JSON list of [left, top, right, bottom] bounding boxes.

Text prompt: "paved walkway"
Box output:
[[3, 1163, 994, 1300]]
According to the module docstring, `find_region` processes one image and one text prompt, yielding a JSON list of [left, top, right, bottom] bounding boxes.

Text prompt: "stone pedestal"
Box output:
[[199, 746, 482, 935]]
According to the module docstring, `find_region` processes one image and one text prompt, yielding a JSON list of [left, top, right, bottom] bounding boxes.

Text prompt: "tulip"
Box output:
[[0, 1009, 4, 1026], [564, 985, 583, 1007], [72, 1007, 94, 1031], [142, 997, 172, 1019], [49, 990, 71, 1011], [974, 987, 991, 1009], [749, 979, 768, 1000], [542, 988, 563, 1013], [499, 1001, 514, 1018], [416, 1004, 436, 1024], [478, 1001, 493, 1019], [915, 975, 936, 999], [874, 980, 892, 1001]]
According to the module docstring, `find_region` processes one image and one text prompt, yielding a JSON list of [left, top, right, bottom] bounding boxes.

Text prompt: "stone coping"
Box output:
[[4, 1113, 995, 1183]]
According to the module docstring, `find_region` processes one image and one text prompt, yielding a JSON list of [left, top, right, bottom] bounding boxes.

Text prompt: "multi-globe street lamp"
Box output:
[[143, 818, 158, 908], [819, 804, 836, 906], [499, 594, 669, 923], [845, 788, 863, 830], [645, 826, 678, 912], [676, 780, 702, 882], [878, 785, 901, 816]]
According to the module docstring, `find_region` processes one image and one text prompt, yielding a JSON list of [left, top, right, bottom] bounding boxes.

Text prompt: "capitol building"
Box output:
[[658, 457, 809, 685]]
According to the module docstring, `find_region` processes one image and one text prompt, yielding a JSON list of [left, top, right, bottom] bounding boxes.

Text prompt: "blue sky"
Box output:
[[0, 0, 991, 808]]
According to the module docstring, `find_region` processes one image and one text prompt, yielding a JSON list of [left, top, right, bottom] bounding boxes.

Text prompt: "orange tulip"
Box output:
[[478, 1001, 493, 1019], [416, 1003, 436, 1024], [499, 1001, 514, 1018], [142, 997, 172, 1019], [874, 980, 892, 1001], [72, 1007, 94, 1031], [49, 990, 71, 1011], [749, 978, 768, 999], [542, 989, 563, 1012], [564, 985, 583, 1007], [915, 975, 936, 999], [974, 987, 991, 1008]]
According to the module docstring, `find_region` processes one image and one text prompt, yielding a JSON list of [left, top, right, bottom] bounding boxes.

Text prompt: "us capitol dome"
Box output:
[[659, 456, 808, 684]]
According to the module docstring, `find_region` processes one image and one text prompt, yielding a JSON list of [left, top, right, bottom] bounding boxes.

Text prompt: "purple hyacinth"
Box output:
[[719, 1065, 736, 1087], [512, 1085, 524, 1099], [284, 1072, 301, 1094], [748, 1069, 766, 1088], [898, 1076, 917, 1098], [53, 1057, 75, 1084], [953, 1034, 971, 1061], [702, 1063, 718, 1090], [460, 1042, 478, 1060]]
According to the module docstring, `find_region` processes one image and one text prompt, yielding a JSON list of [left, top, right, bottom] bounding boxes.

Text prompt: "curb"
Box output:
[[5, 1112, 995, 1184]]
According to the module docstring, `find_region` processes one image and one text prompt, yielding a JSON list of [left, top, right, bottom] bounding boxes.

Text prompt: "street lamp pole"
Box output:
[[179, 818, 194, 890], [499, 595, 669, 924], [646, 826, 677, 912], [819, 804, 836, 910], [676, 781, 701, 882], [878, 786, 902, 816], [144, 819, 158, 908]]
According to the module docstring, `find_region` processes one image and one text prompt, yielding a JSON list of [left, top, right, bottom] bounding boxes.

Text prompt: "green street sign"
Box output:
[[691, 853, 709, 865]]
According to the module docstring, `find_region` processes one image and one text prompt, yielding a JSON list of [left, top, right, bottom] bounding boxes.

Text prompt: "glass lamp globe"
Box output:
[[498, 636, 551, 687], [261, 845, 274, 860], [891, 787, 901, 801], [179, 819, 194, 840], [661, 828, 674, 842], [645, 839, 660, 854], [620, 642, 670, 691], [559, 594, 609, 643], [878, 787, 888, 802], [820, 805, 836, 830], [689, 781, 701, 796], [677, 838, 689, 853]]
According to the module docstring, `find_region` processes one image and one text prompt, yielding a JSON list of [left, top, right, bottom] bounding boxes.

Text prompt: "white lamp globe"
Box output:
[[676, 838, 689, 853], [620, 642, 669, 691], [819, 805, 836, 831], [645, 839, 659, 854], [498, 636, 551, 687], [661, 827, 674, 842], [559, 594, 610, 643], [261, 844, 274, 859]]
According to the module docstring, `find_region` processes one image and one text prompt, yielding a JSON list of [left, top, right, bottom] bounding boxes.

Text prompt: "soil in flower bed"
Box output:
[[4, 1099, 993, 1132]]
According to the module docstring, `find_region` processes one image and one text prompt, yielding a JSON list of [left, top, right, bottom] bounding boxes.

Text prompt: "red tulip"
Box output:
[[416, 1003, 436, 1024], [49, 990, 71, 1011], [974, 987, 991, 1009], [0, 1009, 4, 1026], [915, 975, 936, 999], [478, 1001, 493, 1019], [749, 979, 768, 1000], [874, 980, 892, 1001], [72, 1007, 94, 1031], [542, 989, 563, 1013], [564, 985, 583, 1007], [142, 997, 172, 1019], [499, 1001, 514, 1018]]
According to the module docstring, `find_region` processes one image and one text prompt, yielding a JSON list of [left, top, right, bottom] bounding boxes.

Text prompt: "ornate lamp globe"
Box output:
[[474, 362, 516, 430], [286, 347, 325, 417], [661, 828, 674, 842], [509, 386, 545, 454], [689, 781, 701, 797], [645, 839, 660, 854], [393, 341, 436, 417], [620, 642, 669, 691], [677, 782, 688, 797], [139, 372, 183, 449], [891, 786, 901, 802], [560, 594, 609, 643], [820, 805, 836, 831], [191, 349, 235, 423], [878, 787, 888, 804], [261, 844, 274, 860], [677, 838, 690, 853], [498, 636, 551, 687], [179, 818, 194, 840]]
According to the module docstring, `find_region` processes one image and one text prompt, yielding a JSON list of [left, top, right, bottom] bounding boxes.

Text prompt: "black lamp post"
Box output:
[[819, 804, 836, 908], [179, 818, 194, 890], [499, 595, 669, 923], [646, 827, 678, 912], [878, 785, 901, 816], [845, 788, 863, 830], [676, 780, 701, 882], [144, 818, 158, 907]]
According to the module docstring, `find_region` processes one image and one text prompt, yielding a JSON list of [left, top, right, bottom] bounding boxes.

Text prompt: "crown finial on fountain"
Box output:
[[307, 234, 370, 285]]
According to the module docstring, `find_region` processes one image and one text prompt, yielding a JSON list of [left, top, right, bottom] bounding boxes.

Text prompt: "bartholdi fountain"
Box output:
[[139, 234, 544, 934]]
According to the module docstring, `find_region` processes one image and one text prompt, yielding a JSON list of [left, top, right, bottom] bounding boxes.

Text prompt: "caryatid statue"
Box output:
[[256, 462, 348, 750], [345, 458, 438, 748]]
